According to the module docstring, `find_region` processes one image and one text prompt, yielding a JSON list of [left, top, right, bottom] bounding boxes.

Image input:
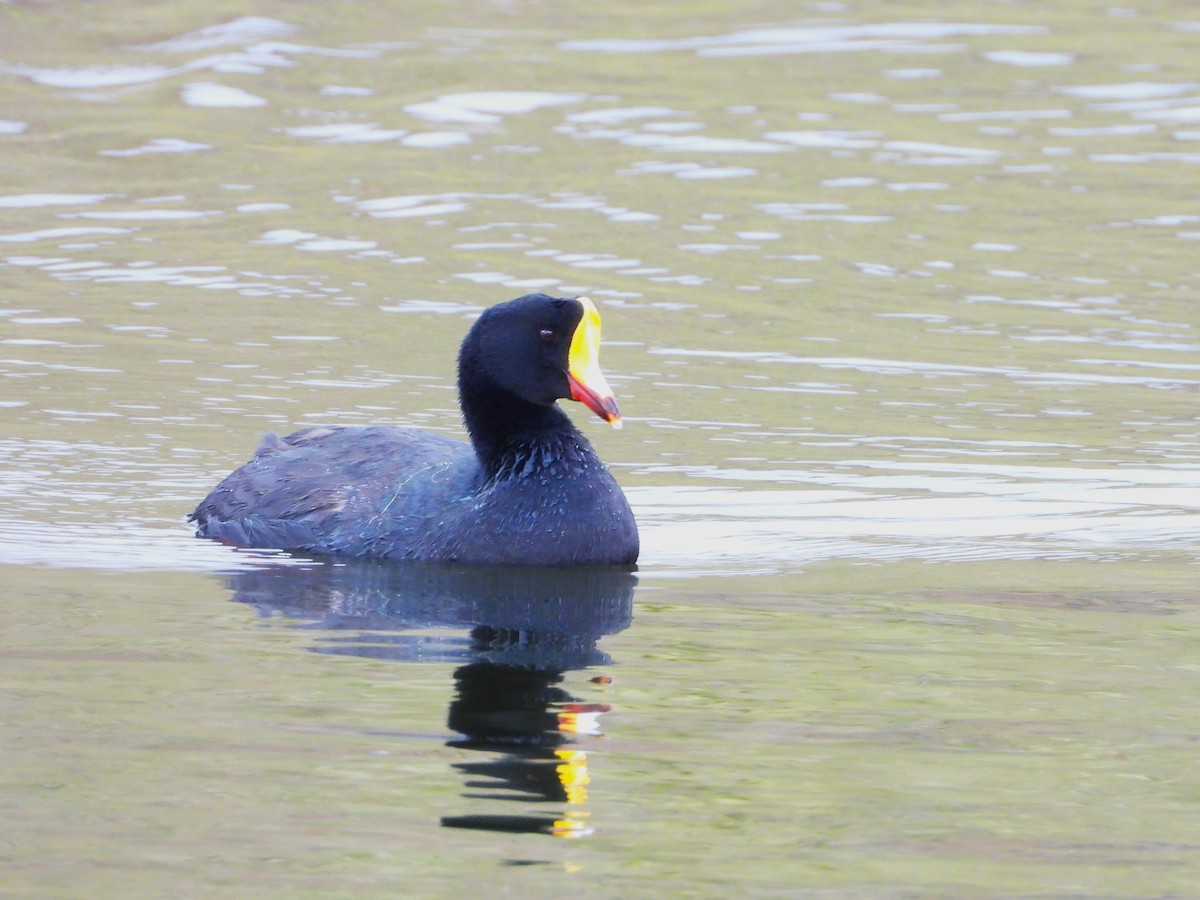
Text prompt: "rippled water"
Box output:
[[3, 3, 1199, 896]]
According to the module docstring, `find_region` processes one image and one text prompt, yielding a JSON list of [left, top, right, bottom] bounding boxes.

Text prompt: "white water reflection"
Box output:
[[631, 460, 1200, 574], [938, 108, 1071, 122], [6, 8, 1200, 894], [0, 63, 186, 88], [565, 106, 686, 124], [4, 255, 334, 298], [1056, 80, 1200, 136], [984, 50, 1074, 67], [2, 19, 380, 96], [0, 193, 111, 208], [69, 208, 220, 220], [401, 132, 472, 148], [607, 133, 786, 153], [282, 123, 408, 143], [131, 16, 300, 52], [620, 161, 757, 180], [1057, 82, 1200, 100], [2, 5, 1199, 586], [3, 451, 1195, 575], [757, 201, 892, 224], [182, 82, 267, 108], [353, 190, 660, 226], [766, 130, 1003, 163], [101, 138, 212, 156], [649, 348, 1200, 390], [560, 23, 1046, 57], [256, 229, 377, 252], [0, 226, 133, 243], [0, 518, 300, 571], [405, 91, 585, 124]]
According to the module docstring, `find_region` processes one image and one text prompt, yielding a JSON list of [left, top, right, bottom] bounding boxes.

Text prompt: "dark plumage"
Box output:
[[189, 294, 639, 566]]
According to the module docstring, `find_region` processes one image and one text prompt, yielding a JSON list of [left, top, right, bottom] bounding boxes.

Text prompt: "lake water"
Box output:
[[2, 3, 1199, 896]]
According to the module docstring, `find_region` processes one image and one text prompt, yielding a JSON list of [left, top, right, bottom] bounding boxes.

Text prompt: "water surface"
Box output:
[[2, 2, 1199, 896]]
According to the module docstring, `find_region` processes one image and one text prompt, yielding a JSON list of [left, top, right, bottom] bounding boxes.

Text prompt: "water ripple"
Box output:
[[631, 460, 1200, 575], [131, 16, 300, 52], [560, 23, 1045, 57]]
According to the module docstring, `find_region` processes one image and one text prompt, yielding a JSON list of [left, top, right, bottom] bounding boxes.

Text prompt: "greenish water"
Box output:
[[3, 2, 1199, 896]]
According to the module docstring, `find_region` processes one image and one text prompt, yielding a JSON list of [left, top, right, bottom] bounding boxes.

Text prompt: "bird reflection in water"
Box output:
[[446, 650, 611, 838], [223, 561, 635, 838]]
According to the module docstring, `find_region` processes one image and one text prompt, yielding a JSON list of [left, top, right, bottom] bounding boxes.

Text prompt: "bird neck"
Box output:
[[460, 385, 591, 482]]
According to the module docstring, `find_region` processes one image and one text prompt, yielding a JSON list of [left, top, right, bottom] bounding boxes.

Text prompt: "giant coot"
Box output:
[[189, 294, 639, 566]]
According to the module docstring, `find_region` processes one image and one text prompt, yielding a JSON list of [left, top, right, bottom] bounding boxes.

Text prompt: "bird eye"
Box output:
[[538, 328, 555, 342]]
